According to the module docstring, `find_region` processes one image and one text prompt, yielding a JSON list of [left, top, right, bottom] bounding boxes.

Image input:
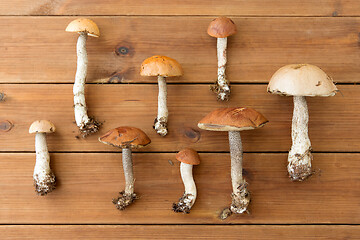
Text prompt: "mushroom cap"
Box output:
[[176, 148, 201, 165], [66, 18, 100, 37], [207, 17, 237, 38], [99, 126, 151, 149], [140, 55, 183, 77], [29, 120, 56, 134], [198, 107, 268, 132], [267, 64, 338, 97]]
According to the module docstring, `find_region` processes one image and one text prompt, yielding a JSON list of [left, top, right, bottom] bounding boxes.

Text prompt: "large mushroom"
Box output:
[[29, 120, 56, 195], [207, 17, 237, 101], [268, 64, 337, 181], [172, 148, 201, 214], [66, 18, 101, 137], [198, 108, 268, 219], [99, 126, 151, 210], [140, 55, 183, 137]]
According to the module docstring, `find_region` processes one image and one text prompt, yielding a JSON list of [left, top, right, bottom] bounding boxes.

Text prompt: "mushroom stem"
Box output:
[[227, 131, 250, 215], [173, 162, 197, 213], [154, 75, 168, 136], [73, 32, 100, 137], [33, 133, 56, 195], [112, 147, 137, 210], [288, 96, 313, 181], [211, 37, 230, 101]]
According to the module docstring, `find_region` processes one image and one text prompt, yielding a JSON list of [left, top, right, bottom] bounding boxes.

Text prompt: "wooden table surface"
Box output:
[[1, 1, 359, 239]]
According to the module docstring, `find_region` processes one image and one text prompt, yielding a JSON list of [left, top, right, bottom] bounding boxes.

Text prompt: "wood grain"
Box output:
[[0, 153, 359, 224], [1, 225, 359, 239], [0, 84, 358, 152], [1, 1, 360, 16], [0, 17, 359, 83]]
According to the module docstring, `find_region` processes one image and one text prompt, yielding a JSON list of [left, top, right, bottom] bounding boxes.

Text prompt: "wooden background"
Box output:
[[1, 1, 360, 239]]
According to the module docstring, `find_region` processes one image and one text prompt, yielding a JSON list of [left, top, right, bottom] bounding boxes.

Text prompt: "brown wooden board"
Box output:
[[0, 84, 357, 152], [0, 153, 359, 224], [0, 225, 359, 239], [0, 17, 359, 83], [1, 1, 360, 16]]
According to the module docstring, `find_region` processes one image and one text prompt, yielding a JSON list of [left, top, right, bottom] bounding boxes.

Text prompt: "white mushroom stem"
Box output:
[[122, 148, 134, 195], [154, 75, 168, 136], [212, 37, 230, 101], [33, 133, 56, 195], [173, 162, 197, 213], [227, 131, 250, 215], [288, 96, 313, 181]]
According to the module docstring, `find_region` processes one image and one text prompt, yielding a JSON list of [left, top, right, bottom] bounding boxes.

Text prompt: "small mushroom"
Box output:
[[29, 120, 56, 195], [207, 17, 237, 101], [172, 148, 201, 214], [268, 64, 337, 181], [99, 126, 151, 210], [198, 108, 268, 219], [66, 18, 101, 137], [140, 55, 183, 136]]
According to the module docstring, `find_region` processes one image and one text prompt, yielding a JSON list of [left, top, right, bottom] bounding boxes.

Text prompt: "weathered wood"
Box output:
[[1, 1, 360, 16], [0, 84, 357, 152], [0, 17, 359, 83], [1, 225, 359, 239], [0, 153, 359, 224]]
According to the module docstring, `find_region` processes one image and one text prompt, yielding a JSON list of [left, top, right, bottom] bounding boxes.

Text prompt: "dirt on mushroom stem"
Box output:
[[79, 117, 102, 138], [172, 193, 195, 214], [112, 191, 138, 210], [34, 171, 56, 196]]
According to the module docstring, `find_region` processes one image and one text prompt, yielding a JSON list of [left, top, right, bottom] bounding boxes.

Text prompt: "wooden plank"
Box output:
[[1, 1, 360, 16], [0, 84, 358, 152], [0, 153, 359, 224], [1, 225, 359, 239], [0, 17, 359, 83]]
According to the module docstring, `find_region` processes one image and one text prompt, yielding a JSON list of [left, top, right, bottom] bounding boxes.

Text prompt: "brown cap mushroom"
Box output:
[[66, 18, 100, 37], [207, 17, 237, 38], [267, 64, 337, 181], [29, 120, 56, 195], [140, 56, 183, 136], [173, 148, 201, 214], [198, 107, 268, 219], [99, 127, 151, 210]]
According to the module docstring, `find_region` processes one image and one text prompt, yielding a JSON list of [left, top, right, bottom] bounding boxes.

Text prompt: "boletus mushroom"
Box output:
[[66, 18, 101, 137], [99, 126, 151, 210], [29, 120, 56, 195], [140, 55, 183, 137], [198, 108, 268, 219], [268, 64, 337, 181], [173, 148, 201, 214], [207, 17, 237, 101]]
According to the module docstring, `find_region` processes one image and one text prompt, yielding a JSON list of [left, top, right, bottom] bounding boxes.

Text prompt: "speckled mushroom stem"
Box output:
[[154, 75, 168, 136], [227, 131, 250, 216], [211, 37, 230, 101], [33, 133, 56, 195], [73, 32, 100, 137], [173, 162, 197, 213], [112, 147, 137, 210], [288, 96, 313, 181]]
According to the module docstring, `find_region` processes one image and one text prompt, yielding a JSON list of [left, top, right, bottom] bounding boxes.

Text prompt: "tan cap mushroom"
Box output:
[[66, 18, 100, 37], [267, 64, 338, 97], [176, 148, 201, 165], [29, 120, 56, 134], [198, 107, 268, 132], [140, 56, 183, 137], [207, 17, 237, 38], [140, 55, 183, 77]]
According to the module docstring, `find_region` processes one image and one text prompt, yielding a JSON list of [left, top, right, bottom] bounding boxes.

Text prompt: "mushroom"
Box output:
[[198, 108, 268, 219], [99, 126, 151, 210], [140, 55, 183, 136], [207, 17, 237, 101], [29, 120, 56, 195], [268, 64, 337, 181], [66, 18, 101, 137], [172, 148, 201, 214]]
